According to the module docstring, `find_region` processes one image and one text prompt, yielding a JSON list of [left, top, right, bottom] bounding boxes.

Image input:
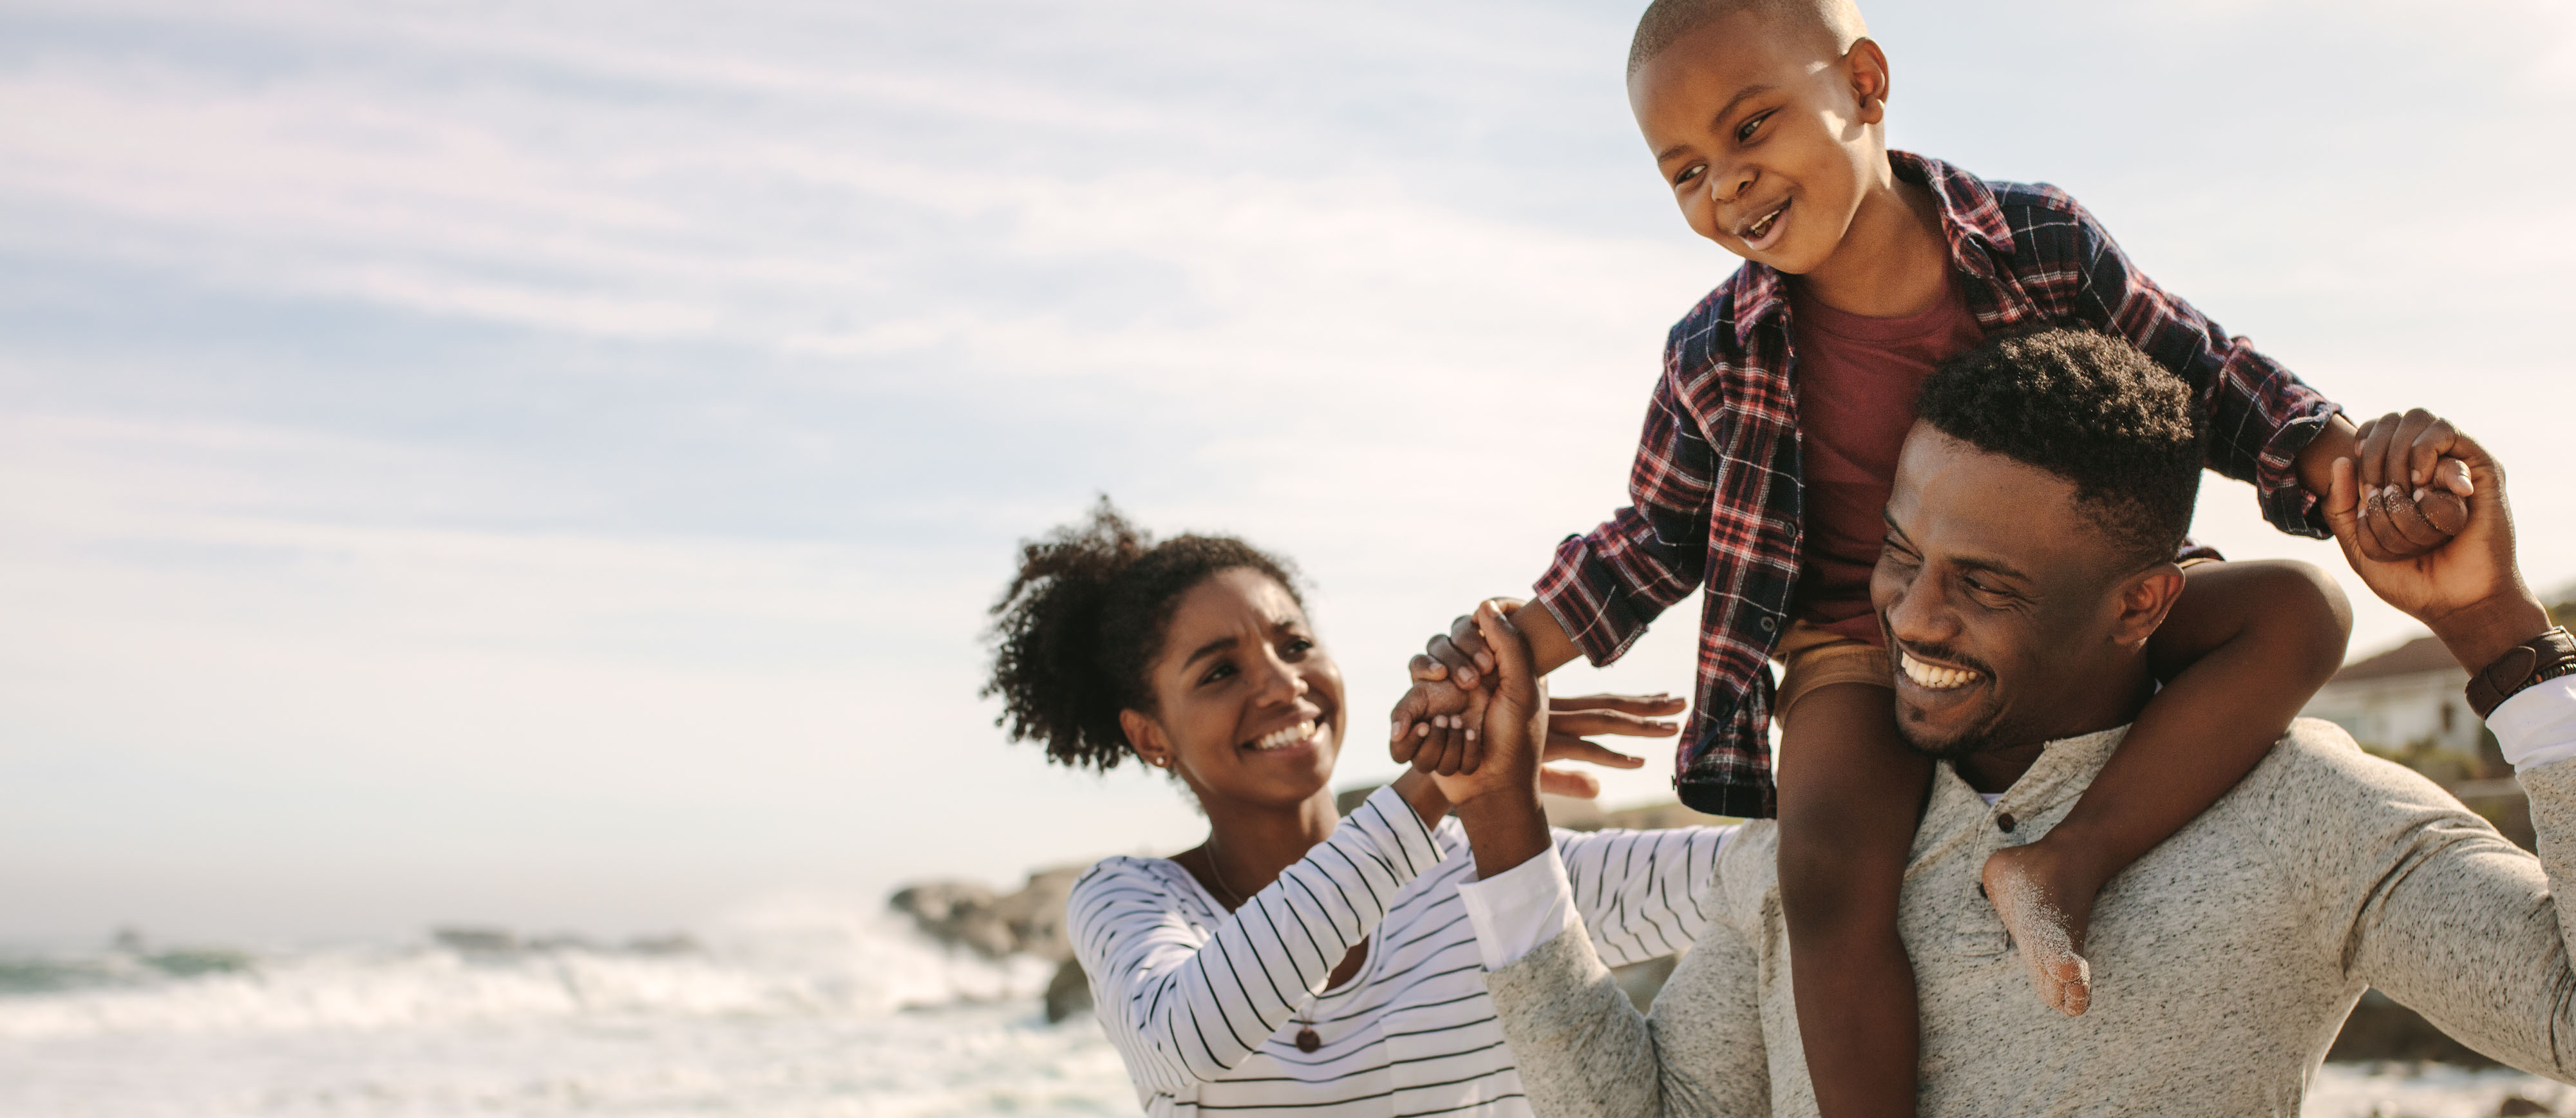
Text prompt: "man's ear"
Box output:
[[2111, 563, 2188, 650], [1120, 708, 1173, 771], [1846, 37, 1891, 124]]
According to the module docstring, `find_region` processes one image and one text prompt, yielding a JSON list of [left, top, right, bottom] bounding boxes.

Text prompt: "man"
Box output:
[[1437, 327, 2576, 1115]]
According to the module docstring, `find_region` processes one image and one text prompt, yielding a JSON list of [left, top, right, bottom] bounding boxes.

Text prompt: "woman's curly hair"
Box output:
[[982, 498, 1303, 772]]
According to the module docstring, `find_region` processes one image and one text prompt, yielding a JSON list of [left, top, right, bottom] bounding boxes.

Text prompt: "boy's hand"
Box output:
[[2324, 427, 2548, 673], [1389, 599, 1519, 776], [1388, 667, 1484, 776], [1435, 603, 1558, 878], [2350, 409, 2473, 560], [1425, 603, 1549, 809]]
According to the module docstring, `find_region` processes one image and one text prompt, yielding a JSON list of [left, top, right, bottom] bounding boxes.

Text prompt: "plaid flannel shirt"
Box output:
[[1535, 152, 2340, 818]]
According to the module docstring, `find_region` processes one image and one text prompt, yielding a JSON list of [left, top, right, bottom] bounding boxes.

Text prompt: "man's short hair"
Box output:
[[1913, 328, 2206, 574], [1627, 0, 1868, 79]]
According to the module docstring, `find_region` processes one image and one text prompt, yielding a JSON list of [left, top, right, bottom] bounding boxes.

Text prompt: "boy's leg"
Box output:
[[1777, 679, 1933, 1118]]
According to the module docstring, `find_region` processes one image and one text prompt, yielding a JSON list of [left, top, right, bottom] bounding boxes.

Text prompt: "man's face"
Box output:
[[1871, 424, 2143, 760], [1625, 9, 1884, 274]]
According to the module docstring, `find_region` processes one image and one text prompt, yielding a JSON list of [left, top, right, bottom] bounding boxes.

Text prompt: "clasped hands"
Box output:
[[1387, 601, 1681, 807]]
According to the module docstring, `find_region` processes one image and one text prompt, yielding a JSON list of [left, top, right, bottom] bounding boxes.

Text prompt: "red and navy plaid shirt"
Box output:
[[1534, 152, 2340, 819]]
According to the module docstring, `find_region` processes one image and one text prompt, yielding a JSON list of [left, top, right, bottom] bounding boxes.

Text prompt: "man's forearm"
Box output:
[[2428, 592, 2556, 680], [1458, 790, 1554, 880]]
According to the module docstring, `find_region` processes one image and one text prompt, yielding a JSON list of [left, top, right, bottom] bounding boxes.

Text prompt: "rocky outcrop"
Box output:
[[889, 866, 1081, 963], [890, 866, 1092, 1023]]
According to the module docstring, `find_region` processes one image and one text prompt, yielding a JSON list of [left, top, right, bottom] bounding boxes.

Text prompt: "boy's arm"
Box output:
[[2032, 560, 2352, 885], [2060, 197, 2340, 536], [1392, 370, 1716, 768]]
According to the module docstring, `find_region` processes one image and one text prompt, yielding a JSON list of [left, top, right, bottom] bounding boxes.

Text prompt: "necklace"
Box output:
[[1204, 835, 1321, 1054]]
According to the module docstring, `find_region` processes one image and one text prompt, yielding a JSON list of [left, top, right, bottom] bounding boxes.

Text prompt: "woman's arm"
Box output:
[[1068, 786, 1444, 1092], [1554, 825, 1729, 969]]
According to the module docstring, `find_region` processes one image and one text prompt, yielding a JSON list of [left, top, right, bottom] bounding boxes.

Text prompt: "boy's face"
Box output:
[[1627, 10, 1888, 274]]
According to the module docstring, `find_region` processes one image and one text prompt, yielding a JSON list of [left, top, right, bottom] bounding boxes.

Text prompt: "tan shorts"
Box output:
[[1772, 618, 1891, 729]]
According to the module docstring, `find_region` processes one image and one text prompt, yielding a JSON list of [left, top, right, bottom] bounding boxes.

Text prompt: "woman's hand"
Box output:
[[1535, 694, 1682, 799]]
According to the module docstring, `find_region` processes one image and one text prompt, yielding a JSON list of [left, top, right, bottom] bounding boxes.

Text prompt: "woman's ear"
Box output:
[[1120, 708, 1174, 771]]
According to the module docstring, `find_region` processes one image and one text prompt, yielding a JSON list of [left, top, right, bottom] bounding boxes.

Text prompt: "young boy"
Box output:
[[1389, 1, 2470, 1115]]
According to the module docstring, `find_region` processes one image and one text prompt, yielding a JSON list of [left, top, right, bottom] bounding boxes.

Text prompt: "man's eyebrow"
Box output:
[[1879, 511, 2031, 582], [1183, 636, 1238, 667]]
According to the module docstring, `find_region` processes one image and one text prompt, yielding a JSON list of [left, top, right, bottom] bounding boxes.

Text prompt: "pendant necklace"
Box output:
[[1206, 836, 1321, 1054]]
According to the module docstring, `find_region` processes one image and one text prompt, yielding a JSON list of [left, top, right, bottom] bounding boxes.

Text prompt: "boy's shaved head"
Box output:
[[1627, 0, 1868, 77]]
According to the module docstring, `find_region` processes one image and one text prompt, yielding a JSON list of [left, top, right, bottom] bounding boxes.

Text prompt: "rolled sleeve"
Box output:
[[2494, 677, 2576, 773], [1459, 845, 1578, 972]]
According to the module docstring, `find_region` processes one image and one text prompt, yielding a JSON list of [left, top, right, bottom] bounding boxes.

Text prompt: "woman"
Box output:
[[983, 502, 1733, 1118]]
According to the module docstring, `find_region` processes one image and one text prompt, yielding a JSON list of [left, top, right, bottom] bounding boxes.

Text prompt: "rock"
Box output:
[[432, 927, 518, 953], [890, 866, 1083, 962], [2497, 1097, 2551, 1117], [1045, 958, 1094, 1023]]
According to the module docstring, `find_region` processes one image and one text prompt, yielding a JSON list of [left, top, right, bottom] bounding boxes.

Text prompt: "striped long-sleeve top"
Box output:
[[1068, 784, 1730, 1118]]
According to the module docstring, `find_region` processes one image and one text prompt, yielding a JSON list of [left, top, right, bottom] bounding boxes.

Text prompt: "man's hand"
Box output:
[[1390, 598, 1586, 775], [2324, 424, 2551, 673], [1433, 602, 1558, 878]]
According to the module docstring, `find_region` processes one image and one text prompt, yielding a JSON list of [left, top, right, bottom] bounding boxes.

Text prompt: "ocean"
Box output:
[[0, 898, 2562, 1118]]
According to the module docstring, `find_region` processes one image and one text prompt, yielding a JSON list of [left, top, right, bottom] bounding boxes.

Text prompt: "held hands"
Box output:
[[1388, 599, 1681, 799], [2323, 415, 2548, 671], [1417, 603, 1550, 810], [2346, 408, 2474, 561]]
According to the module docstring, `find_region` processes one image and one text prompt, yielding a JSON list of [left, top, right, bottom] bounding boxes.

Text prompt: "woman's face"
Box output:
[[1128, 567, 1343, 810]]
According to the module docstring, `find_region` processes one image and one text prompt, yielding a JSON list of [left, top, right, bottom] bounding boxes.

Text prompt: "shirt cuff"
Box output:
[[1457, 845, 1577, 972], [2493, 676, 2576, 772]]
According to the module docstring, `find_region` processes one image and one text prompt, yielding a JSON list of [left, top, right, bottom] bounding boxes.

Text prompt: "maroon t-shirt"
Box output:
[[1786, 274, 1986, 643]]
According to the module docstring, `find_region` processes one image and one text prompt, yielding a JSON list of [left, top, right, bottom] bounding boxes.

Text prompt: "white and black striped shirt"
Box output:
[[1069, 785, 1728, 1118]]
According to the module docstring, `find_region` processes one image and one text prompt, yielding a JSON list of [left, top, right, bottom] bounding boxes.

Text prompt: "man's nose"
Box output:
[[1883, 573, 1954, 647]]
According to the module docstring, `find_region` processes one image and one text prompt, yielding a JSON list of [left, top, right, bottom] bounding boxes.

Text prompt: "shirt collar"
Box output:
[[1915, 725, 2130, 862], [1727, 150, 2013, 349]]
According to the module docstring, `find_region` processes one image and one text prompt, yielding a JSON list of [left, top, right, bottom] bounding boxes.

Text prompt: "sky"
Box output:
[[3, 0, 2571, 943]]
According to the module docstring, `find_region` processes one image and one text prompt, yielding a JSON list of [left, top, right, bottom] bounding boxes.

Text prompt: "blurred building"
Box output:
[[2300, 636, 2482, 755]]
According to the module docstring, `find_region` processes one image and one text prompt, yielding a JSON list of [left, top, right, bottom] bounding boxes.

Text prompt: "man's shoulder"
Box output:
[[2235, 717, 2474, 817]]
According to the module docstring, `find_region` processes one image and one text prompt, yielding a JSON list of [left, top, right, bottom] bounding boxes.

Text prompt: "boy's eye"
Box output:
[[1674, 164, 1705, 187], [1282, 638, 1314, 659], [1199, 661, 1236, 686], [1736, 111, 1772, 143]]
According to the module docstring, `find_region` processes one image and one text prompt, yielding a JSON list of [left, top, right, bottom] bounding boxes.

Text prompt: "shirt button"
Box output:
[[1759, 617, 1776, 632], [1996, 813, 2017, 833]]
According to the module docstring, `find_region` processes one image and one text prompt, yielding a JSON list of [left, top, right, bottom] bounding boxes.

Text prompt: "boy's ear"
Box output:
[[1121, 708, 1175, 770], [1845, 37, 1891, 124], [2111, 564, 2188, 650]]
